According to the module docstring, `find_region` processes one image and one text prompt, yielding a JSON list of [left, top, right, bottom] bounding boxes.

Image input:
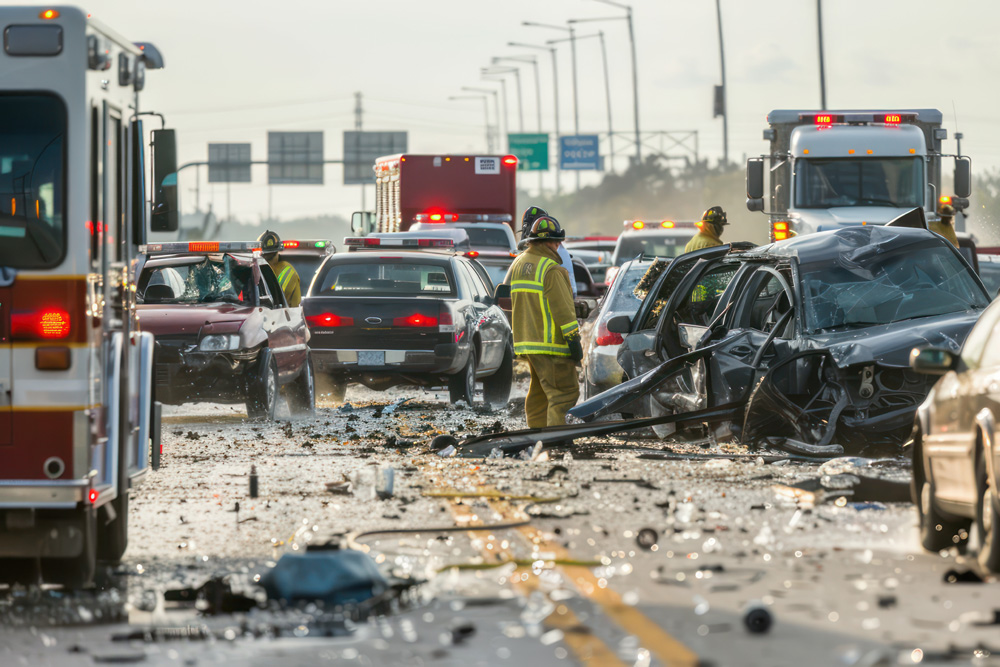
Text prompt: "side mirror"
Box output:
[[351, 211, 374, 235], [746, 158, 765, 199], [747, 198, 765, 213], [575, 300, 591, 320], [910, 347, 956, 375], [493, 283, 511, 301], [151, 129, 178, 232], [954, 157, 972, 199], [606, 314, 632, 334]]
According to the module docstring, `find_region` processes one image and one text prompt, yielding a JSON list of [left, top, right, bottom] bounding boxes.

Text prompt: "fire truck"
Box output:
[[0, 7, 176, 586], [355, 154, 518, 235]]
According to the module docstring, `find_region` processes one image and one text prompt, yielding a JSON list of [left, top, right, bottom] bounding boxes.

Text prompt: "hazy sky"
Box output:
[[21, 0, 1000, 222]]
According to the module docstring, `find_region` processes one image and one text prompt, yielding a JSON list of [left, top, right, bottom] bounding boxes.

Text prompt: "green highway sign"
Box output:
[[507, 133, 549, 171]]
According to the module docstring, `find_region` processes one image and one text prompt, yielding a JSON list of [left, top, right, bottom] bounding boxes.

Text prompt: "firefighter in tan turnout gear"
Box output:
[[510, 215, 582, 428], [258, 230, 301, 307], [930, 197, 960, 248], [684, 206, 727, 253]]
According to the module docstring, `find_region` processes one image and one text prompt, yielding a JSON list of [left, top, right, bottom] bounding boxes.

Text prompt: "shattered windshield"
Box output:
[[794, 157, 922, 209], [139, 256, 253, 305], [800, 240, 989, 333]]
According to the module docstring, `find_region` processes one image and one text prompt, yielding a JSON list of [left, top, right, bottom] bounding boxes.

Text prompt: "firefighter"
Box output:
[[510, 215, 582, 428], [258, 230, 301, 307], [684, 206, 727, 253], [930, 200, 960, 248], [519, 205, 577, 298]]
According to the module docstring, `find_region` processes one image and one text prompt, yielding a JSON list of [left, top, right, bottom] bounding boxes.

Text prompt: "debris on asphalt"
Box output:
[[943, 569, 986, 584], [249, 464, 258, 498], [636, 528, 659, 550], [259, 549, 387, 606], [325, 477, 353, 495], [742, 601, 773, 634]]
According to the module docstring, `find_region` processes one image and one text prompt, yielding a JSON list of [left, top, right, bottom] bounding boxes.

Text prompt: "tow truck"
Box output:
[[746, 110, 972, 241], [0, 6, 176, 586], [352, 154, 518, 236]]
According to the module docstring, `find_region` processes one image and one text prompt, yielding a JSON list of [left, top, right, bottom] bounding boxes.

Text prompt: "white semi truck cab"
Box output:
[[746, 110, 971, 241]]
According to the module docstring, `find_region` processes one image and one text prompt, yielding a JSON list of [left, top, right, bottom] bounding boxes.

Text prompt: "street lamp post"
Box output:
[[817, 0, 827, 108], [524, 21, 580, 189], [493, 56, 544, 194], [572, 0, 641, 165], [462, 86, 501, 151], [508, 42, 561, 195], [483, 66, 524, 133], [449, 95, 494, 152], [715, 0, 728, 166]]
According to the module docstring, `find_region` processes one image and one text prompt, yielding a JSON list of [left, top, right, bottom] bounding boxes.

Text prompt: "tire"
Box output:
[[286, 354, 316, 417], [976, 446, 1000, 572], [316, 373, 347, 404], [44, 509, 97, 589], [913, 428, 971, 552], [97, 491, 128, 563], [449, 350, 477, 406], [247, 353, 279, 421], [483, 347, 513, 408]]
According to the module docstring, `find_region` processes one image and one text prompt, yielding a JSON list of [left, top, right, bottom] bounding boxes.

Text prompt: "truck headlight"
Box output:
[[199, 334, 240, 352]]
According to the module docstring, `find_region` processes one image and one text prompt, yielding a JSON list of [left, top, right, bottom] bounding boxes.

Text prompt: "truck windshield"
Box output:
[[0, 95, 66, 268], [794, 157, 923, 209], [800, 241, 988, 333]]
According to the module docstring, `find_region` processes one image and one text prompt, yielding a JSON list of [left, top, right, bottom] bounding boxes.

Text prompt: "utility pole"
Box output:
[[355, 91, 365, 212], [817, 0, 827, 109], [715, 0, 728, 166]]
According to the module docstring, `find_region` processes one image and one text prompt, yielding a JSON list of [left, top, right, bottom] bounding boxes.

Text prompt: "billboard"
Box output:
[[560, 135, 602, 170], [507, 133, 549, 171], [343, 131, 408, 185], [207, 143, 252, 183], [268, 131, 324, 185]]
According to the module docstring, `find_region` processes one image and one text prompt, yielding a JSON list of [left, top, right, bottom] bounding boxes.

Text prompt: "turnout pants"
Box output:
[[525, 355, 581, 428]]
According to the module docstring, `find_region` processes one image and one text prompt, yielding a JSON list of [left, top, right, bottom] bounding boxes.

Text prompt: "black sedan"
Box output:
[[571, 224, 992, 450], [302, 247, 513, 406], [910, 297, 1000, 571]]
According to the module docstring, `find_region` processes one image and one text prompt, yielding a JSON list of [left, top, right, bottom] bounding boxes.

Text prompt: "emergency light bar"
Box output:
[[413, 213, 514, 223], [139, 242, 261, 254], [623, 220, 696, 230], [343, 237, 455, 250], [802, 112, 918, 126], [283, 240, 331, 250]]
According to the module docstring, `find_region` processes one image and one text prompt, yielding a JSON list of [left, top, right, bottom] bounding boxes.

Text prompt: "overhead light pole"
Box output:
[[462, 86, 501, 152], [572, 0, 641, 165], [524, 20, 580, 189], [493, 56, 544, 194], [483, 66, 524, 133], [449, 94, 494, 152], [715, 0, 728, 166], [508, 41, 561, 195], [817, 0, 827, 109]]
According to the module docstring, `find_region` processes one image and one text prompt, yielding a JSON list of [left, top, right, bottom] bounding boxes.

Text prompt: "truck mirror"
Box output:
[[746, 158, 765, 200], [747, 198, 765, 213], [150, 129, 178, 232], [954, 157, 972, 198], [351, 211, 373, 235]]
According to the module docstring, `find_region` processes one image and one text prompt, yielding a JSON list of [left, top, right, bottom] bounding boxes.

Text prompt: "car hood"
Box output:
[[795, 206, 913, 231], [136, 304, 253, 336], [803, 309, 981, 368]]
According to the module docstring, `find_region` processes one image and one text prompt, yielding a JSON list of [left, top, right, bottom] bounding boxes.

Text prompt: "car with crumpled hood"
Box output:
[[135, 242, 314, 420], [570, 224, 992, 451]]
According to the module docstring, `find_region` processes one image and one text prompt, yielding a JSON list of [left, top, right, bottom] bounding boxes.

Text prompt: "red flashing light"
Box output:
[[306, 313, 353, 328], [502, 155, 518, 165], [883, 114, 902, 125], [188, 242, 219, 252], [773, 221, 791, 241], [12, 309, 71, 340], [88, 489, 98, 503], [394, 313, 438, 327], [939, 195, 952, 205], [815, 114, 834, 125], [283, 240, 300, 249], [465, 251, 480, 259]]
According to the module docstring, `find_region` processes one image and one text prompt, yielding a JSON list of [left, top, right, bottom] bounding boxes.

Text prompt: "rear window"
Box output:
[[613, 235, 687, 265], [0, 95, 66, 268], [463, 227, 513, 248], [315, 261, 455, 296]]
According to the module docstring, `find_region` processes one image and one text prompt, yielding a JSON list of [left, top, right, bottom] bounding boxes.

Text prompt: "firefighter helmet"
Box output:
[[701, 206, 728, 227], [525, 215, 565, 241], [520, 205, 549, 241], [258, 230, 282, 256]]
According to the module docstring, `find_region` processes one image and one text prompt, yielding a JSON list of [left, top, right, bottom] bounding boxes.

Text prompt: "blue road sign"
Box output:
[[560, 135, 601, 170]]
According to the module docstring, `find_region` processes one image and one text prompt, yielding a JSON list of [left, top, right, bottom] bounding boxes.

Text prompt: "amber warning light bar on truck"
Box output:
[[139, 242, 262, 254], [624, 220, 697, 231]]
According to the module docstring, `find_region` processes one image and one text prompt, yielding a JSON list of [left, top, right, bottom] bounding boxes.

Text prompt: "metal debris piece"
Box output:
[[743, 601, 773, 634], [636, 528, 659, 551]]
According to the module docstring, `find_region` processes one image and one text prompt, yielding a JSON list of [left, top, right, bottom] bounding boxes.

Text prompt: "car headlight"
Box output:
[[199, 334, 240, 352]]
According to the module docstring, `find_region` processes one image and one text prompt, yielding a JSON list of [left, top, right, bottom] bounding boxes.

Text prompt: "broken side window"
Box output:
[[674, 265, 740, 328]]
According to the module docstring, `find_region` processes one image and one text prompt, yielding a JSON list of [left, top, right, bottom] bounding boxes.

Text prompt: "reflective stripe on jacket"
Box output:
[[510, 243, 578, 356], [269, 258, 301, 307]]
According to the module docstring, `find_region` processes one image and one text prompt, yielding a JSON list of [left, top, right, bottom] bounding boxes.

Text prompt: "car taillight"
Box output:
[[394, 313, 438, 327], [594, 320, 623, 346], [12, 309, 71, 339], [306, 313, 353, 327]]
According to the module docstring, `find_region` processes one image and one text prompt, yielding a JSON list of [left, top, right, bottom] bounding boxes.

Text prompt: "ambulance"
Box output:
[[0, 6, 175, 586]]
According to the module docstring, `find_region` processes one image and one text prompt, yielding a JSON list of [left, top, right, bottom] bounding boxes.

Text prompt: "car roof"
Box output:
[[745, 225, 950, 262]]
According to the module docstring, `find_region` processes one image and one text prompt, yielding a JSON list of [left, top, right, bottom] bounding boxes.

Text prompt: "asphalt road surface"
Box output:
[[2, 373, 999, 667]]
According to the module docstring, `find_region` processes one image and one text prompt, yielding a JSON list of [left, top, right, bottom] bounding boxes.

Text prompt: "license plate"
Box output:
[[358, 351, 384, 366]]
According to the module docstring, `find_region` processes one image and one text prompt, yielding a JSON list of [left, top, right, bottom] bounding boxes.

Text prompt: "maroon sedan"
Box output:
[[135, 242, 313, 420]]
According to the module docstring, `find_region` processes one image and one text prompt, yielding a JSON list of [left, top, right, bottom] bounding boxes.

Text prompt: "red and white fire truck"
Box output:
[[0, 6, 175, 586], [364, 154, 519, 234]]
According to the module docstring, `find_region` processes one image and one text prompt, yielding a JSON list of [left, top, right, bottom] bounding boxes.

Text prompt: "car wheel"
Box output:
[[914, 428, 970, 553], [483, 347, 513, 408], [316, 373, 347, 404], [449, 350, 477, 406], [97, 490, 128, 563], [286, 354, 316, 417], [43, 508, 97, 589], [247, 355, 279, 421], [976, 447, 1000, 572]]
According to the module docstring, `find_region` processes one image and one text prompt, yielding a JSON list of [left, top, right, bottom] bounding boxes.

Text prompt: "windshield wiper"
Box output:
[[821, 321, 886, 332]]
